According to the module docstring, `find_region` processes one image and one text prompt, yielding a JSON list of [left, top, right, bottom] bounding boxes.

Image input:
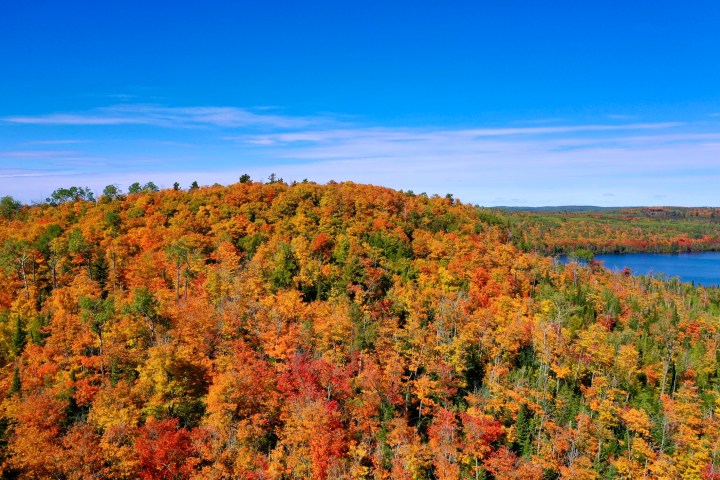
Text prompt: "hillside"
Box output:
[[496, 206, 620, 212], [1, 181, 720, 479], [507, 207, 720, 254]]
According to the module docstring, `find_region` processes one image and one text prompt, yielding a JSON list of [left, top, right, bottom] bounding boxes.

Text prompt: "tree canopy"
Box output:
[[0, 180, 719, 478]]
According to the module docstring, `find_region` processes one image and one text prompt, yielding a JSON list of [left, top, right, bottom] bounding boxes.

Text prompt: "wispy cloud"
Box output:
[[606, 114, 635, 120], [0, 150, 82, 159], [4, 104, 720, 206], [0, 167, 74, 178], [228, 122, 683, 147], [219, 119, 720, 206], [4, 104, 334, 130], [25, 139, 94, 145]]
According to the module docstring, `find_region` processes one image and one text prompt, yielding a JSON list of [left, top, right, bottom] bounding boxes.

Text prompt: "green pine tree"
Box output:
[[11, 317, 25, 357], [9, 366, 21, 395]]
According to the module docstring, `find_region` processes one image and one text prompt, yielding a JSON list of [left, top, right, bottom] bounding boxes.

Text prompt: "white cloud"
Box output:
[[228, 122, 683, 146], [25, 139, 94, 145], [0, 150, 82, 159], [4, 104, 334, 130], [4, 104, 720, 206], [221, 120, 720, 206]]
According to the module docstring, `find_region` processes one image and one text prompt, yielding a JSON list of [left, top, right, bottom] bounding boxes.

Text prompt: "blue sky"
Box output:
[[2, 1, 720, 206]]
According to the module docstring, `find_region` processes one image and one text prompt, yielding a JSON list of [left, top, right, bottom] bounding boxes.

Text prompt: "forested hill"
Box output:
[[497, 206, 617, 212], [506, 207, 720, 254], [1, 181, 720, 479]]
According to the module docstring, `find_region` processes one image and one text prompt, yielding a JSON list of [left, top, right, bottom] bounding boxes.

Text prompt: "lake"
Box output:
[[585, 252, 720, 287]]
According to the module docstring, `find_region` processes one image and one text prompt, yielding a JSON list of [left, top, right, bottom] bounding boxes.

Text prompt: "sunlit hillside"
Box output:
[[1, 180, 719, 479]]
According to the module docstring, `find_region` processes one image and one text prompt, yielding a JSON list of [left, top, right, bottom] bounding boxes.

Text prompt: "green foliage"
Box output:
[[102, 184, 122, 199], [26, 314, 49, 346], [130, 287, 159, 320], [514, 404, 533, 457], [269, 242, 298, 290], [127, 206, 145, 218], [67, 228, 88, 256], [104, 211, 122, 234], [350, 301, 377, 351], [237, 233, 266, 257], [429, 212, 460, 233], [34, 224, 62, 256], [11, 316, 25, 357], [365, 232, 412, 263], [128, 181, 158, 194], [9, 366, 21, 395], [45, 186, 95, 205], [0, 196, 22, 220], [476, 210, 509, 229], [569, 248, 595, 262], [79, 297, 115, 338]]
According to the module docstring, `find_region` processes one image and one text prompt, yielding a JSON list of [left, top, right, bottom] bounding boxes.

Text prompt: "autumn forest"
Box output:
[[2, 180, 720, 479]]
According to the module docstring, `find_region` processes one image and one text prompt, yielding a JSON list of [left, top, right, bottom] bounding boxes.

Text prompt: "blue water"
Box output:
[[586, 252, 720, 287]]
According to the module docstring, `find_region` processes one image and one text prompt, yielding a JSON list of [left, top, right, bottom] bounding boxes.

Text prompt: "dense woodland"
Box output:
[[507, 207, 720, 255], [2, 180, 720, 479]]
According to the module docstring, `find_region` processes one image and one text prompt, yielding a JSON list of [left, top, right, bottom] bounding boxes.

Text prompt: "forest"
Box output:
[[507, 207, 720, 255], [1, 180, 720, 479]]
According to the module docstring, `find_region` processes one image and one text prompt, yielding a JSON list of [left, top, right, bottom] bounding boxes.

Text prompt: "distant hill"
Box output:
[[494, 205, 623, 212], [504, 205, 720, 254]]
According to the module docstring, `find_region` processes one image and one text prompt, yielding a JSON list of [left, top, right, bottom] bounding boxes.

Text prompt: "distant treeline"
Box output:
[[506, 207, 720, 254]]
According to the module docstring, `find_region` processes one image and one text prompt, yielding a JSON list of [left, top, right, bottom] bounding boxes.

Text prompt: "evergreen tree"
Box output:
[[11, 317, 25, 357], [9, 366, 20, 395]]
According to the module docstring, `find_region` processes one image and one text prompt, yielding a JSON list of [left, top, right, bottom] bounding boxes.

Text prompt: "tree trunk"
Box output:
[[19, 254, 29, 299]]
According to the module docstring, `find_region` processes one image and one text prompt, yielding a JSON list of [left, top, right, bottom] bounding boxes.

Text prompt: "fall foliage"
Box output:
[[2, 180, 720, 479], [507, 207, 720, 254]]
